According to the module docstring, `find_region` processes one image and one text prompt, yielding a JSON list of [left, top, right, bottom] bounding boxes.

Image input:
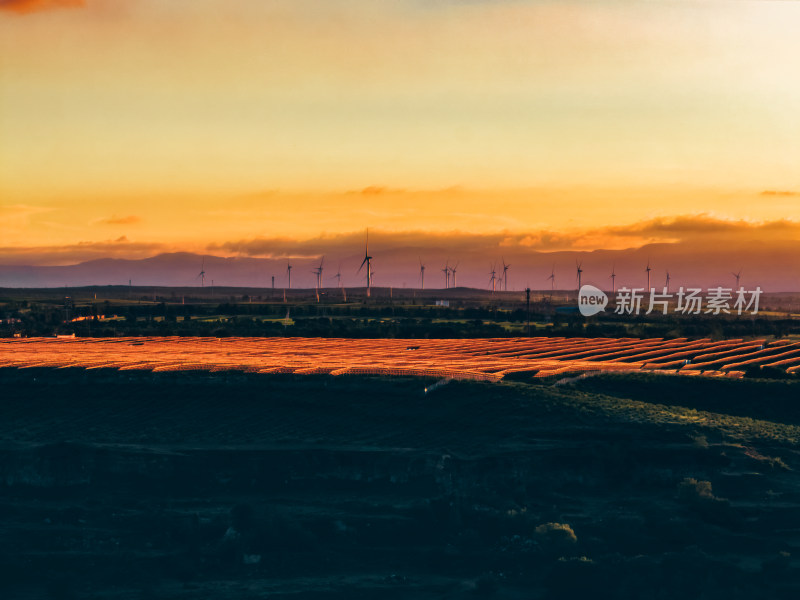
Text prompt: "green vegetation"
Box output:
[[569, 372, 800, 429], [2, 369, 800, 598]]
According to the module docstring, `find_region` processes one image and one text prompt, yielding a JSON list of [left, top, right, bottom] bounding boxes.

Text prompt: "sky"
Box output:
[[1, 0, 800, 286]]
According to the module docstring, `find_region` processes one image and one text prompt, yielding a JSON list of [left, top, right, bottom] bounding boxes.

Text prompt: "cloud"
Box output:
[[5, 214, 800, 272], [94, 215, 142, 226], [207, 230, 507, 260], [0, 204, 51, 220], [346, 186, 407, 196], [0, 238, 168, 266], [0, 205, 53, 235], [603, 214, 800, 241], [193, 220, 800, 292], [207, 215, 800, 261], [501, 215, 800, 253], [761, 190, 799, 197], [0, 0, 86, 14], [4, 216, 800, 290]]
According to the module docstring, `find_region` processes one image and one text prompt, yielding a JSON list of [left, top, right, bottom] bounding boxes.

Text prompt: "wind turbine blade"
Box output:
[[357, 256, 368, 273]]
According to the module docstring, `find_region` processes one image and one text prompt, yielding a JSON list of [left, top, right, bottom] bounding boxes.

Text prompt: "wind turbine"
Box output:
[[489, 263, 497, 293], [576, 260, 583, 290], [502, 258, 510, 291], [450, 261, 460, 288], [732, 269, 742, 289], [645, 259, 652, 290], [610, 264, 616, 294], [442, 260, 450, 289], [419, 258, 426, 290], [665, 270, 671, 293], [286, 260, 293, 289], [312, 256, 324, 290], [357, 230, 372, 297], [197, 257, 206, 287], [547, 265, 555, 293], [330, 263, 342, 288]]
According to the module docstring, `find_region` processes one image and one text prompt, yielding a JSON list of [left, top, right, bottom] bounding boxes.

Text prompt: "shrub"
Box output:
[[534, 522, 577, 549], [677, 478, 715, 502], [677, 478, 742, 529]]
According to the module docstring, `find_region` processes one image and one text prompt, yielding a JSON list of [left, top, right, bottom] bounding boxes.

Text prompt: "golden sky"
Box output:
[[1, 0, 799, 263]]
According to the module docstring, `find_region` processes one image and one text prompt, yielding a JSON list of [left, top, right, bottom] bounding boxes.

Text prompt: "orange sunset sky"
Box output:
[[1, 0, 799, 280]]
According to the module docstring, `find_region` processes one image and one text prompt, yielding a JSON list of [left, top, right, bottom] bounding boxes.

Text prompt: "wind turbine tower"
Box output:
[[419, 258, 426, 290], [502, 258, 510, 291], [197, 257, 206, 287], [332, 263, 342, 288], [645, 260, 652, 290], [489, 263, 497, 293], [357, 230, 373, 297], [665, 271, 671, 293], [610, 265, 616, 294], [442, 261, 450, 289], [286, 260, 293, 289], [732, 269, 742, 289], [313, 257, 324, 290], [450, 261, 459, 288], [547, 265, 555, 294], [576, 261, 583, 290]]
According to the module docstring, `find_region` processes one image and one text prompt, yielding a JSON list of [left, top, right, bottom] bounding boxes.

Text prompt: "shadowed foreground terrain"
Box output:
[[1, 370, 800, 599]]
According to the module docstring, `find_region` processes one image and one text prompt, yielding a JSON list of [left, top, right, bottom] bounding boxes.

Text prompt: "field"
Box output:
[[2, 338, 800, 598], [2, 361, 800, 598]]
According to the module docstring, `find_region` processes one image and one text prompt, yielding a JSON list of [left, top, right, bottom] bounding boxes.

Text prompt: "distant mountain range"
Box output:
[[1, 243, 798, 292]]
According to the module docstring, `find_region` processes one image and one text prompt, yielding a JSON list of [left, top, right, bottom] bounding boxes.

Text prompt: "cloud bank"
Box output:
[[209, 215, 800, 259], [0, 0, 86, 14], [3, 215, 800, 290], [95, 215, 142, 226], [0, 238, 168, 266], [4, 215, 799, 267]]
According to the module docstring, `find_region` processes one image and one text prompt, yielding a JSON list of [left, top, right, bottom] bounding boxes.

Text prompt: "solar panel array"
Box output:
[[2, 336, 798, 380]]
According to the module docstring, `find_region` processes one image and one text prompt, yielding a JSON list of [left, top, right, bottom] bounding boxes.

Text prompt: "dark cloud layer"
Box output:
[[3, 216, 800, 290], [603, 214, 800, 239], [0, 238, 167, 266], [210, 215, 800, 259]]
